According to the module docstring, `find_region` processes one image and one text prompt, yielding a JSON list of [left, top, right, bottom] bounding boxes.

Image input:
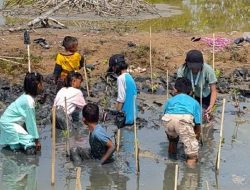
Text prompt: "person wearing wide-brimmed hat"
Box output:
[[177, 50, 217, 114]]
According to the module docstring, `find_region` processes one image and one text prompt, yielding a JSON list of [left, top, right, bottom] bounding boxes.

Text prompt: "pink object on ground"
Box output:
[[201, 37, 232, 52]]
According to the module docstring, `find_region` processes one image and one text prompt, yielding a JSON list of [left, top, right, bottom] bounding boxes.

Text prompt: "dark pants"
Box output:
[[195, 93, 211, 108]]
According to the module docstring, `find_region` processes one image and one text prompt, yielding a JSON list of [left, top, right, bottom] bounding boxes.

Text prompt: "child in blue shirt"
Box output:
[[162, 77, 201, 167], [70, 103, 114, 165], [0, 72, 44, 155], [111, 55, 137, 125]]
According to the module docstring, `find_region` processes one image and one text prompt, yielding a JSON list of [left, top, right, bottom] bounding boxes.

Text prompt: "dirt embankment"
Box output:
[[0, 28, 249, 83]]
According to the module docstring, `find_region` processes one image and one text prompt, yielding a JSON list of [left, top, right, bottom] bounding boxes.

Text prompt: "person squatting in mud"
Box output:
[[53, 36, 84, 91], [177, 49, 217, 115], [70, 103, 115, 166], [162, 77, 201, 167], [0, 72, 43, 155], [53, 71, 86, 130]]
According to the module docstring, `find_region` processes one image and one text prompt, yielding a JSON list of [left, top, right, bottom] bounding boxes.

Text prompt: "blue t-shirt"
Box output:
[[89, 124, 112, 159], [117, 73, 138, 125], [163, 93, 201, 124]]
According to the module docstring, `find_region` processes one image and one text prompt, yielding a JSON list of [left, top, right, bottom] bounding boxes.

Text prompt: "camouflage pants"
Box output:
[[162, 114, 198, 157]]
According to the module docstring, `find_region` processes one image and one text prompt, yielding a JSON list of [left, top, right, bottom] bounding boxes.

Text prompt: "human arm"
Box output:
[[79, 56, 84, 69], [24, 97, 39, 140], [116, 102, 123, 112], [206, 83, 217, 113], [35, 139, 41, 151], [100, 140, 115, 165], [116, 75, 126, 111]]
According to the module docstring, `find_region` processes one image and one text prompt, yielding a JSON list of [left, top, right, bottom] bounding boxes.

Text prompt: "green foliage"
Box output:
[[215, 69, 222, 78]]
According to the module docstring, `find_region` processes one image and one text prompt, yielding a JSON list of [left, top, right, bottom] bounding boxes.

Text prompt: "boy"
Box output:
[[53, 36, 84, 91], [70, 103, 114, 165], [113, 55, 137, 125], [162, 77, 201, 167]]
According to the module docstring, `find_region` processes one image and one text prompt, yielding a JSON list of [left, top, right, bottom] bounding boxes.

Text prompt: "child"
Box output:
[[0, 72, 43, 155], [53, 71, 86, 130], [162, 77, 201, 167], [53, 36, 84, 91], [113, 55, 137, 125], [70, 103, 115, 165]]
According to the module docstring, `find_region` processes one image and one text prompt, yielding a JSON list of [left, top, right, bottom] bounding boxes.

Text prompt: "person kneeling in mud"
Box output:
[[70, 103, 115, 166], [162, 77, 201, 167], [0, 72, 43, 155], [53, 71, 86, 130]]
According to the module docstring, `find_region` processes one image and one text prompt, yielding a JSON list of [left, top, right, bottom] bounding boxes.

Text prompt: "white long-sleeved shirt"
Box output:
[[53, 87, 86, 114]]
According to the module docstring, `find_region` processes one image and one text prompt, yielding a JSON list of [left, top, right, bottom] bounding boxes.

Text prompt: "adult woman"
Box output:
[[177, 50, 217, 114]]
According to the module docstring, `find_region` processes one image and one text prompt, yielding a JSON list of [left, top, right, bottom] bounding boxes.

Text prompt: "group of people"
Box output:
[[0, 36, 217, 168]]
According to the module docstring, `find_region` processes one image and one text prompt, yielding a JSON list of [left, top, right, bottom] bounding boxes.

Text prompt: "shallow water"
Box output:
[[0, 89, 249, 190]]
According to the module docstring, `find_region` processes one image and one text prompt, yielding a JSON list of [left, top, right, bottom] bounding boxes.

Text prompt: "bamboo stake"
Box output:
[[216, 98, 226, 171], [0, 55, 24, 60], [51, 106, 56, 185], [0, 57, 23, 65], [27, 45, 31, 72], [206, 180, 210, 190], [75, 167, 82, 190], [64, 97, 70, 156], [149, 26, 153, 93], [166, 70, 169, 100], [116, 128, 121, 152], [134, 95, 140, 174], [83, 57, 90, 97], [200, 75, 204, 146], [174, 164, 178, 190], [212, 33, 215, 70]]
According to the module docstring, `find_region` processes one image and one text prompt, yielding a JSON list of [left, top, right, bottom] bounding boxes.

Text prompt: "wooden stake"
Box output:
[[174, 164, 178, 190], [83, 57, 90, 97], [64, 97, 70, 156], [27, 44, 31, 72], [116, 128, 121, 152], [51, 106, 56, 185], [134, 95, 140, 174], [166, 70, 169, 100], [212, 33, 215, 70], [216, 98, 226, 171], [200, 74, 204, 145], [206, 180, 210, 190], [149, 26, 153, 93], [75, 167, 82, 190]]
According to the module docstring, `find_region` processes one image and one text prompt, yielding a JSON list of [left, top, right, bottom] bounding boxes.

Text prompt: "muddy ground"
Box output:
[[0, 28, 249, 82], [0, 27, 250, 190]]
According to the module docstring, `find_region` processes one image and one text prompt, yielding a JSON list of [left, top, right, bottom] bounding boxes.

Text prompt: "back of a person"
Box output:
[[54, 87, 83, 114], [89, 125, 109, 159], [165, 93, 199, 116], [121, 73, 137, 124], [0, 94, 33, 125], [56, 52, 81, 77]]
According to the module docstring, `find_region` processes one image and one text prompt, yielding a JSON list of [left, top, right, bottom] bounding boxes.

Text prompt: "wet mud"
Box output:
[[0, 69, 250, 189]]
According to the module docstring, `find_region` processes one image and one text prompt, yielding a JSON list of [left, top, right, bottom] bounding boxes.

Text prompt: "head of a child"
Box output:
[[82, 103, 99, 127], [24, 72, 43, 97], [62, 36, 78, 53], [66, 71, 83, 89], [107, 54, 127, 75], [174, 77, 192, 95], [185, 50, 204, 74]]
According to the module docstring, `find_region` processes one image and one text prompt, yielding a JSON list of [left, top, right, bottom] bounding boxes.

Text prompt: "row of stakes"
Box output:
[[23, 28, 223, 189]]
